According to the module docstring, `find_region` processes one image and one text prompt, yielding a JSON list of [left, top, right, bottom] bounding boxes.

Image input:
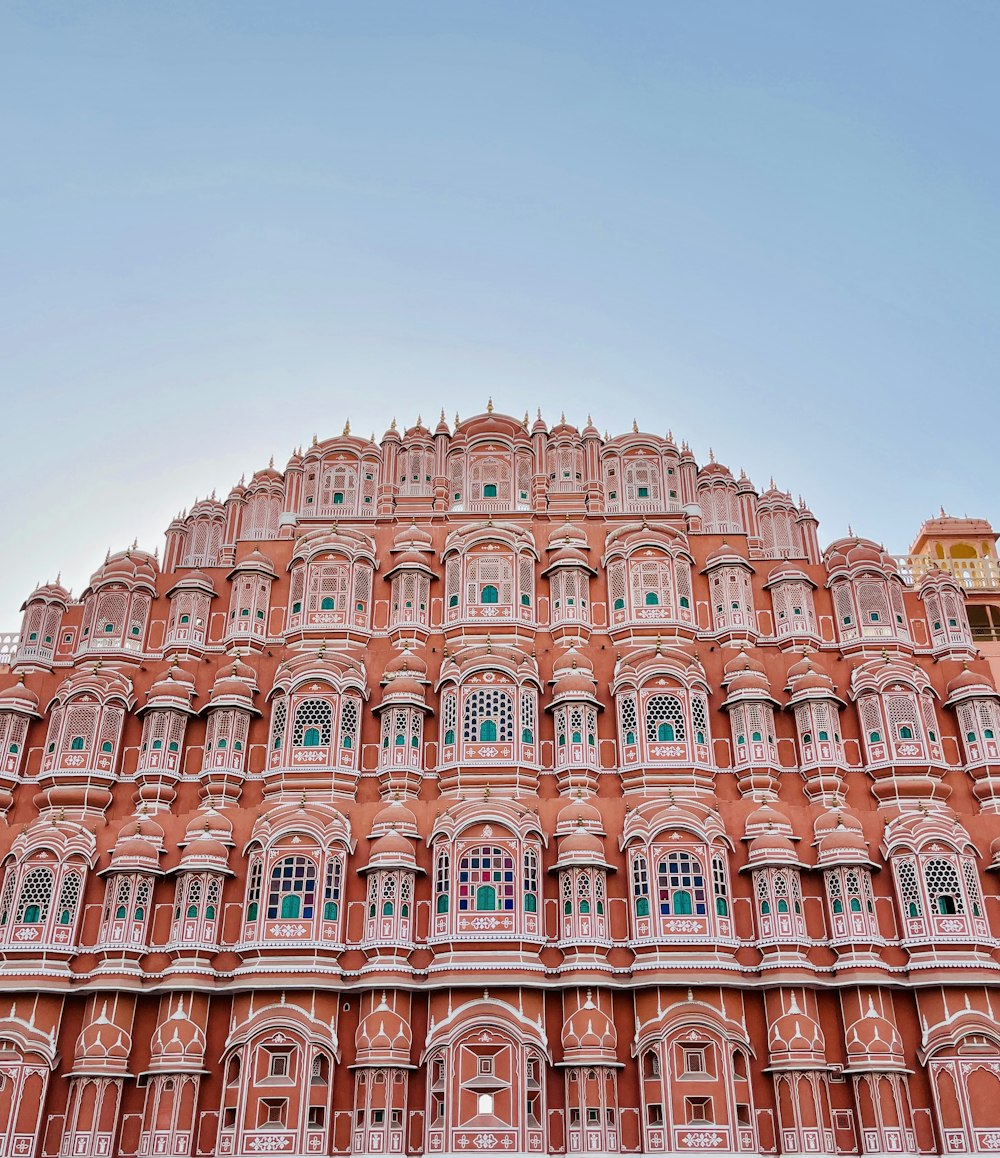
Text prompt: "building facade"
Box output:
[[1, 407, 1000, 1158]]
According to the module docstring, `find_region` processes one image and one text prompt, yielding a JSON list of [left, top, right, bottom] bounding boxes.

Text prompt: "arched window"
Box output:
[[435, 850, 450, 914], [457, 847, 516, 912], [925, 858, 965, 916], [632, 855, 651, 917], [462, 689, 514, 744], [265, 856, 317, 921], [292, 699, 332, 747], [16, 867, 53, 925], [481, 584, 499, 604], [645, 695, 686, 744], [657, 851, 707, 917]]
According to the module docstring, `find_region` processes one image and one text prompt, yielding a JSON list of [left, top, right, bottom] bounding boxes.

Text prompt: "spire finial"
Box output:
[[390, 417, 397, 431], [343, 418, 351, 436], [311, 432, 318, 446], [708, 447, 715, 463], [268, 454, 274, 468], [632, 418, 639, 433], [486, 397, 494, 414]]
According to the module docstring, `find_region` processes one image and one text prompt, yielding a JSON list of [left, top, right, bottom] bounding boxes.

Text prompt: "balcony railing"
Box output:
[[0, 632, 18, 666], [894, 555, 1000, 591]]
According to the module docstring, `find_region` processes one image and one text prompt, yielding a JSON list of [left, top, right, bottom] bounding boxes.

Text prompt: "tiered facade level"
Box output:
[[2, 408, 1000, 1158]]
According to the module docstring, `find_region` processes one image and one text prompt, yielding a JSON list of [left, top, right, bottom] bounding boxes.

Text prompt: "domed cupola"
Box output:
[[374, 647, 431, 798], [544, 524, 596, 641], [148, 998, 207, 1073], [764, 559, 819, 647], [823, 536, 912, 654], [766, 991, 827, 1068], [785, 652, 848, 801], [355, 994, 412, 1066], [844, 997, 906, 1070], [722, 653, 782, 798], [549, 648, 603, 791], [15, 578, 71, 668], [71, 1003, 133, 1076], [78, 547, 158, 661], [133, 659, 198, 813], [561, 992, 618, 1065]]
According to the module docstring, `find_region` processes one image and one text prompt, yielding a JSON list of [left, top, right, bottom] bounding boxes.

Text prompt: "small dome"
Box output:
[[392, 522, 434, 551], [109, 833, 160, 870], [145, 661, 197, 708], [726, 668, 772, 696], [90, 548, 158, 590], [765, 561, 814, 587], [844, 1001, 905, 1066], [703, 540, 750, 569], [555, 796, 605, 835], [823, 537, 897, 577], [228, 549, 276, 578], [355, 997, 412, 1065], [179, 827, 231, 870], [947, 665, 995, 699], [367, 831, 417, 869], [747, 831, 799, 864], [0, 677, 40, 716], [384, 648, 428, 680], [149, 1001, 206, 1072], [74, 1005, 132, 1073], [21, 579, 71, 607], [561, 996, 617, 1064], [723, 648, 767, 681], [546, 522, 588, 550], [768, 997, 825, 1059], [744, 804, 792, 837], [371, 800, 419, 839], [557, 830, 607, 863]]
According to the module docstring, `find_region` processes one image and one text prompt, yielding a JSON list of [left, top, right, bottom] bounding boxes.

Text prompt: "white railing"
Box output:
[[0, 632, 18, 666], [894, 555, 1000, 591]]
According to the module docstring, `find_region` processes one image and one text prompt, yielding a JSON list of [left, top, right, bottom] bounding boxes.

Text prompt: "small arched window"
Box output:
[[481, 584, 499, 604]]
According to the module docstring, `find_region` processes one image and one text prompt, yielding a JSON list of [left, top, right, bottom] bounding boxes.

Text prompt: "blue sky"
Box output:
[[1, 2, 998, 623]]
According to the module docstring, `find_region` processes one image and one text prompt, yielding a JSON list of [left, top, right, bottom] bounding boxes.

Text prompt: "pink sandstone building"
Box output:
[[1, 406, 1000, 1158]]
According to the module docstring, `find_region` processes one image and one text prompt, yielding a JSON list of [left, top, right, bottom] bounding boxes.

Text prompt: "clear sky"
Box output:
[[2, 1, 998, 625]]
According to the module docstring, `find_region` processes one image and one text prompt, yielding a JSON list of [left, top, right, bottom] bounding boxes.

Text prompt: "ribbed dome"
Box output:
[[109, 833, 160, 869], [355, 997, 412, 1065], [768, 996, 825, 1058], [367, 831, 417, 869], [370, 800, 419, 839], [89, 548, 158, 590], [561, 995, 617, 1063], [555, 796, 605, 834], [0, 677, 40, 715], [149, 1001, 206, 1072], [844, 1000, 905, 1066]]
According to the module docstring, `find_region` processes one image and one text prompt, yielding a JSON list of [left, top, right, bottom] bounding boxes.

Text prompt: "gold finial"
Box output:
[[343, 419, 351, 436], [312, 433, 318, 446], [708, 447, 715, 463], [484, 783, 491, 800], [455, 410, 460, 425], [268, 455, 274, 468], [440, 408, 446, 422], [523, 410, 529, 426], [486, 397, 494, 414], [560, 411, 566, 424], [587, 413, 593, 425], [632, 418, 639, 433]]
